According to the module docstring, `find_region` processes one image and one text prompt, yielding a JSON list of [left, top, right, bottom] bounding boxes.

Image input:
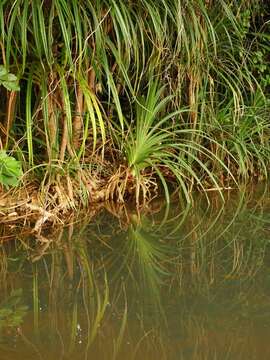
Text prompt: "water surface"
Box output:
[[1, 187, 270, 359]]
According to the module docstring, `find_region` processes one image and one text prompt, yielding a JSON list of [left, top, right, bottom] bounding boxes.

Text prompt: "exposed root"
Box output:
[[0, 164, 162, 234], [24, 204, 57, 234]]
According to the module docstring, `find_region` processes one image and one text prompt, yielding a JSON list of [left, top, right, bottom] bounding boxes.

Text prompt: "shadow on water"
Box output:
[[1, 184, 270, 359]]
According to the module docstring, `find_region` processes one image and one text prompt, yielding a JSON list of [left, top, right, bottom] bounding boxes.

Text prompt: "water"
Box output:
[[1, 186, 270, 359]]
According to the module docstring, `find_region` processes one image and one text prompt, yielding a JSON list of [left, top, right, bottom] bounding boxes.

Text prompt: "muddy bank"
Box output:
[[0, 185, 109, 236], [0, 183, 169, 239]]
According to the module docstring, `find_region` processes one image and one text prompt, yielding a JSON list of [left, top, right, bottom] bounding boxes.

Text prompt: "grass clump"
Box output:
[[0, 0, 269, 210]]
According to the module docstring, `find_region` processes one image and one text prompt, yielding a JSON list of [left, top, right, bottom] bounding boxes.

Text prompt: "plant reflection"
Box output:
[[0, 186, 270, 359]]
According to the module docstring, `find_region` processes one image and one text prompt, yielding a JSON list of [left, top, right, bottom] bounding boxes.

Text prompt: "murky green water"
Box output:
[[1, 186, 270, 359]]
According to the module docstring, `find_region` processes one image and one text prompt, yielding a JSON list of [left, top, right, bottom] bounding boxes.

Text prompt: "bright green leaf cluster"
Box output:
[[0, 65, 20, 91], [0, 151, 23, 188]]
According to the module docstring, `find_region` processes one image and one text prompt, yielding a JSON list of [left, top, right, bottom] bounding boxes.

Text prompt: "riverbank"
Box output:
[[0, 178, 265, 239], [0, 179, 166, 235]]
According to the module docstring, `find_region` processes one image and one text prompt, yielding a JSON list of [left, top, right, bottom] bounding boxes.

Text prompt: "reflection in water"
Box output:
[[0, 186, 270, 359]]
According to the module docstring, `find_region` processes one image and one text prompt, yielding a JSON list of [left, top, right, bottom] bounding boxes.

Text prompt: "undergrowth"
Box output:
[[0, 0, 269, 210]]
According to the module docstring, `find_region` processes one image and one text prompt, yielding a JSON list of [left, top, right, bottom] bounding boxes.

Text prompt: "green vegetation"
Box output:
[[0, 289, 28, 333], [0, 66, 20, 91], [0, 150, 22, 188], [0, 1, 269, 208]]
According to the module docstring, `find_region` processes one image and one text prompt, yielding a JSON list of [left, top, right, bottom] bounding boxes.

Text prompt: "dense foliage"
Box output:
[[0, 0, 269, 206]]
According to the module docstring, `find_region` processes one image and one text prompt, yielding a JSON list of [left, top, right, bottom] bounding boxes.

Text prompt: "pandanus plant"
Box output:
[[109, 81, 235, 204]]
